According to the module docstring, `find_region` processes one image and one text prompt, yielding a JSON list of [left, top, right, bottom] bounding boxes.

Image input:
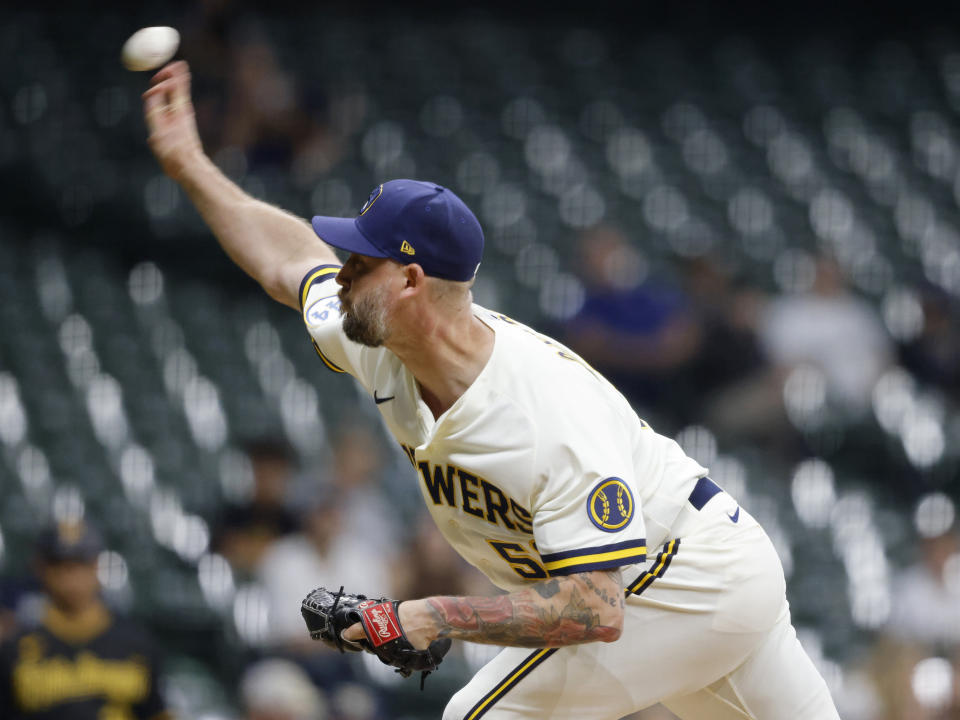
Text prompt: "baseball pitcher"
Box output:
[[143, 61, 840, 720]]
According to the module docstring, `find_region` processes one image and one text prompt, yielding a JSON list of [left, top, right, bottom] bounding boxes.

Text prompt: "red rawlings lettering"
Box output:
[[360, 602, 402, 647]]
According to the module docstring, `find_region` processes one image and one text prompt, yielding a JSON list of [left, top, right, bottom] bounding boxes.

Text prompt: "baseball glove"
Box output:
[[301, 586, 452, 683]]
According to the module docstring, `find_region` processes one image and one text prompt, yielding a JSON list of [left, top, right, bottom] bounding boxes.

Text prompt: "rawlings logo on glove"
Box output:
[[301, 586, 451, 685], [361, 601, 403, 645]]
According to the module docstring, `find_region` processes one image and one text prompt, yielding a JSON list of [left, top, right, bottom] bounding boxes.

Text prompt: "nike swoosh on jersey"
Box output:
[[374, 391, 395, 405], [728, 507, 740, 523]]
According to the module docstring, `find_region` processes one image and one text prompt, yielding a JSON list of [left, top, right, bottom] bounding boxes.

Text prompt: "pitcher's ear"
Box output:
[[402, 263, 426, 290]]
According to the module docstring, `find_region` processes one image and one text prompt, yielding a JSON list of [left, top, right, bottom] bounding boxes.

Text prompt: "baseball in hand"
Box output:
[[121, 27, 180, 71]]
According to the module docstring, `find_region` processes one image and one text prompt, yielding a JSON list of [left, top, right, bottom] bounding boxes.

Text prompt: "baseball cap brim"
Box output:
[[310, 216, 387, 258]]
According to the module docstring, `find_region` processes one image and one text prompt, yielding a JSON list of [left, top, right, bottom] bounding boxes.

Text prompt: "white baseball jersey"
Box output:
[[299, 265, 706, 592], [299, 264, 841, 720]]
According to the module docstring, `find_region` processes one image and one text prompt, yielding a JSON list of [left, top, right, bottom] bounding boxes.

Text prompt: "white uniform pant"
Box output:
[[443, 496, 840, 720]]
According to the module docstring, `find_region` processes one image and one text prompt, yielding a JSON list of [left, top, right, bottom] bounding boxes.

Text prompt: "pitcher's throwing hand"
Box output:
[[142, 61, 203, 181]]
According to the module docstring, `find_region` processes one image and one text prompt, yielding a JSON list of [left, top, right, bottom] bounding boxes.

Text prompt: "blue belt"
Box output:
[[688, 476, 722, 510]]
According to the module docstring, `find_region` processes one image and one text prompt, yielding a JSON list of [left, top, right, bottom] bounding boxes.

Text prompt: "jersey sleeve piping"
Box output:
[[540, 538, 646, 576], [311, 340, 347, 373], [298, 264, 341, 311]]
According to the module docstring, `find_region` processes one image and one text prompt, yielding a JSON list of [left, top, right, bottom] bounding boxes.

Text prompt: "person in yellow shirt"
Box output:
[[0, 521, 170, 720]]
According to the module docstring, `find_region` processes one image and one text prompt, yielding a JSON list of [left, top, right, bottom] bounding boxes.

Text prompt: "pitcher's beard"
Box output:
[[341, 286, 390, 347]]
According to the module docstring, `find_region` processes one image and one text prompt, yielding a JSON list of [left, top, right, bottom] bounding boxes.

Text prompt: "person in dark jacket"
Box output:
[[0, 521, 170, 720]]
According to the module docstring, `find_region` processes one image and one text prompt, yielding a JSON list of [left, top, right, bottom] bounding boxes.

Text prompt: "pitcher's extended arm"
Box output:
[[142, 61, 339, 309], [343, 569, 625, 650]]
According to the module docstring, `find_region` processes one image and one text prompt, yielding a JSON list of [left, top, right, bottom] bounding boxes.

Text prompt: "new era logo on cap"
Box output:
[[310, 179, 484, 282]]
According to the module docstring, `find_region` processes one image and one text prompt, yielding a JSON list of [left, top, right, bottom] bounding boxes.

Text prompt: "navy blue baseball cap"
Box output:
[[36, 521, 103, 563], [311, 179, 484, 282]]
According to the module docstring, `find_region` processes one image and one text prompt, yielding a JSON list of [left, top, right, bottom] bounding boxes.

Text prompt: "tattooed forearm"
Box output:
[[582, 571, 623, 609], [425, 570, 624, 648]]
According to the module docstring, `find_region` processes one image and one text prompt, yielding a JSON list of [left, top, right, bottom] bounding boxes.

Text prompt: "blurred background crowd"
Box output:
[[0, 0, 959, 718]]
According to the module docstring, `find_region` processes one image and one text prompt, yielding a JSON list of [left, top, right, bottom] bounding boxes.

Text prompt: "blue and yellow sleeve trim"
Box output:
[[298, 264, 341, 311], [299, 264, 347, 374], [540, 538, 646, 576]]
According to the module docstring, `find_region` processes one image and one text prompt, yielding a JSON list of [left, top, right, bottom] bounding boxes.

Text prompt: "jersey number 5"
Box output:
[[487, 540, 548, 579]]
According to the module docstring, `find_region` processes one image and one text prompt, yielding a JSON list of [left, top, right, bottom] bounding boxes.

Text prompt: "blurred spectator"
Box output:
[[325, 423, 400, 553], [707, 256, 894, 447], [863, 638, 930, 720], [0, 608, 15, 647], [177, 7, 342, 183], [888, 525, 960, 647], [759, 256, 893, 413], [0, 521, 169, 719], [221, 39, 303, 169], [393, 517, 493, 600], [679, 257, 766, 411], [0, 578, 29, 646], [901, 289, 960, 403], [215, 437, 299, 578], [220, 34, 339, 181], [178, 0, 233, 83], [326, 683, 379, 720], [256, 489, 394, 649], [254, 487, 391, 718], [564, 226, 702, 418], [241, 658, 327, 720]]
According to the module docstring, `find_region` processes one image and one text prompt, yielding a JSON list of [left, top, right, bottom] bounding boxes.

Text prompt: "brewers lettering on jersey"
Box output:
[[143, 60, 841, 719]]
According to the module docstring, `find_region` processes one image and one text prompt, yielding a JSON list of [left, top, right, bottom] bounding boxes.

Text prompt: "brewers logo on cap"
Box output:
[[359, 184, 383, 216], [587, 477, 634, 532]]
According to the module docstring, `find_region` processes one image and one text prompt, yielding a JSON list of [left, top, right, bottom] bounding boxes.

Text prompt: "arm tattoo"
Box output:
[[581, 572, 619, 608], [533, 579, 561, 599], [425, 570, 623, 648]]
